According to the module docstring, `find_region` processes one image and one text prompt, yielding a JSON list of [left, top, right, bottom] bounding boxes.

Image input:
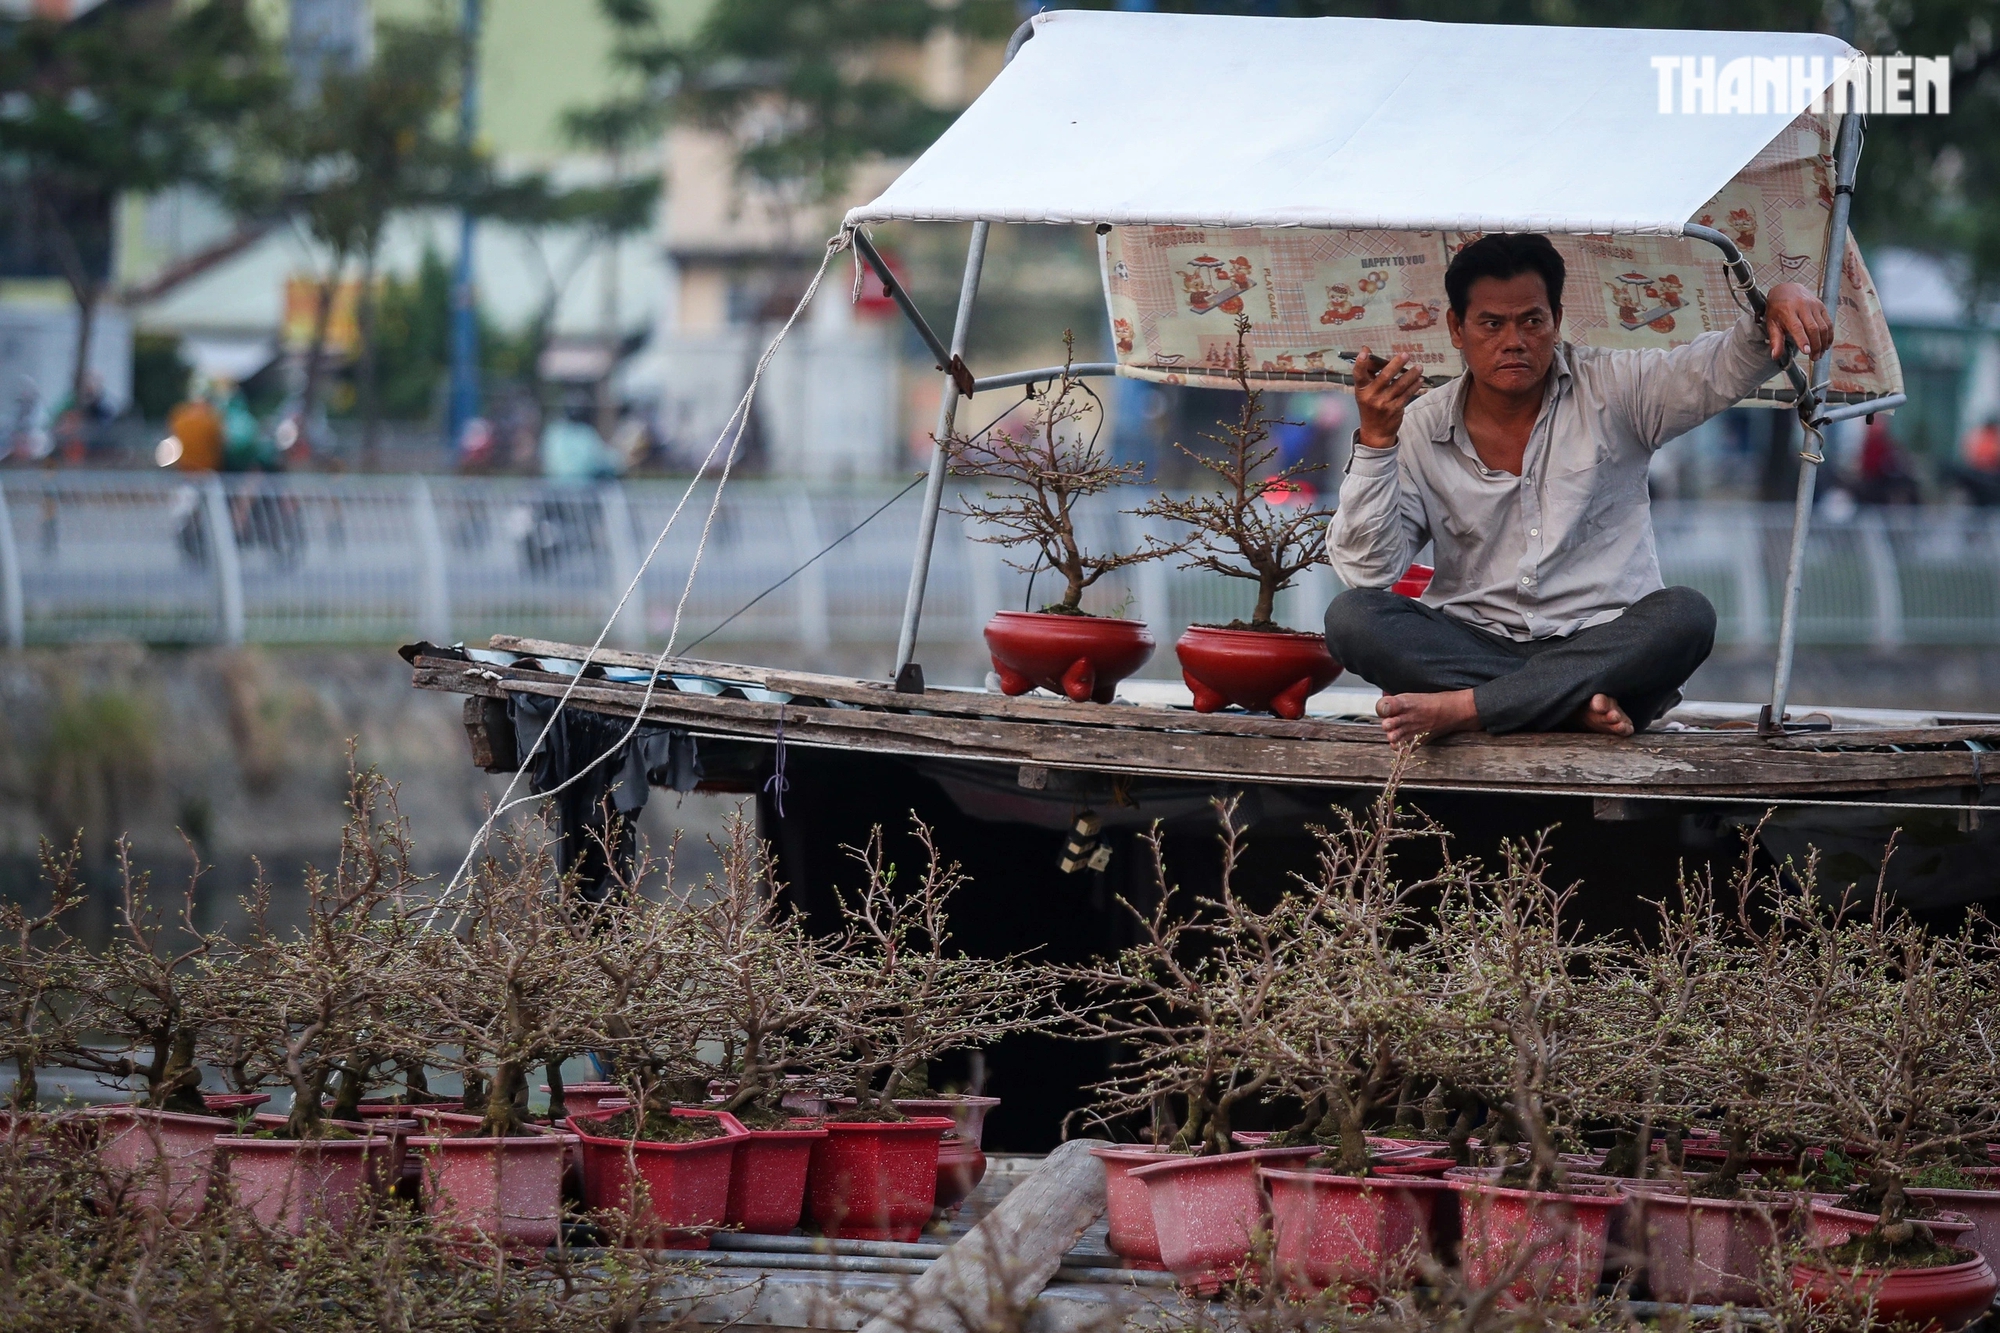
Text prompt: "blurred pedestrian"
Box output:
[[541, 400, 616, 482], [1955, 416, 2000, 507], [1854, 417, 1919, 505]]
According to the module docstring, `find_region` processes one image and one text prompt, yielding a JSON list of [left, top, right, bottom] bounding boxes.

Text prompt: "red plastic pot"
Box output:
[[1175, 625, 1342, 719], [1907, 1187, 2000, 1275], [1129, 1147, 1319, 1293], [984, 610, 1154, 703], [1792, 1250, 1998, 1332], [410, 1121, 576, 1251], [1624, 1181, 1794, 1305], [1090, 1145, 1184, 1268], [569, 1108, 747, 1248], [805, 1117, 954, 1241], [1449, 1178, 1624, 1305], [1391, 563, 1434, 598], [85, 1105, 230, 1222], [896, 1096, 1000, 1210], [1680, 1142, 1801, 1172], [1263, 1165, 1444, 1300], [727, 1120, 828, 1235], [216, 1133, 387, 1234]]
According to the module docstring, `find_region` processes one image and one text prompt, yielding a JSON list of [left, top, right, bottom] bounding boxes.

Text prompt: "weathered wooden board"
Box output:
[[414, 653, 1994, 799]]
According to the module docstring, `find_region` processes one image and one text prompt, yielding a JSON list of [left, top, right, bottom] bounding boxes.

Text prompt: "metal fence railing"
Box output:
[[3, 473, 1997, 661]]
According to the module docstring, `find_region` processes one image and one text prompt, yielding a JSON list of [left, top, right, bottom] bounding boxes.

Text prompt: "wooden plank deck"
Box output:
[[406, 638, 2000, 801]]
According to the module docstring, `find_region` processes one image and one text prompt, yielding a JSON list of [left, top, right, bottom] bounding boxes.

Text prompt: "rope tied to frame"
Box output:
[[430, 231, 852, 925], [763, 704, 789, 818]]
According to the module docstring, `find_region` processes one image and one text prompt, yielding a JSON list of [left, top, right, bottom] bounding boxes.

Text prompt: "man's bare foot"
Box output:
[[1376, 689, 1481, 746], [1573, 693, 1635, 737]]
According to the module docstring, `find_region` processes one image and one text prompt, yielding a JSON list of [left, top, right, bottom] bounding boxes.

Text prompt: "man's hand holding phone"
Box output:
[[1352, 347, 1426, 449]]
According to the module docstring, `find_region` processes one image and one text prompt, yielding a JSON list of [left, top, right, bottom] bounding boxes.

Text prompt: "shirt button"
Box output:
[[1530, 528, 1540, 536], [1521, 576, 1533, 585]]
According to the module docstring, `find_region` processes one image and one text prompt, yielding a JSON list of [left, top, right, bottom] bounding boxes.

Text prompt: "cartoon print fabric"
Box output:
[[1101, 111, 1901, 409]]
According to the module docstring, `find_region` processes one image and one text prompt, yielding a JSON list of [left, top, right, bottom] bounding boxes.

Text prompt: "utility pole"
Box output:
[[445, 0, 483, 456]]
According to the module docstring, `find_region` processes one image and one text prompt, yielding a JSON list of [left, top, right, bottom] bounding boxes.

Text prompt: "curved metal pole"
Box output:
[[1767, 110, 1864, 731], [889, 16, 1038, 689]]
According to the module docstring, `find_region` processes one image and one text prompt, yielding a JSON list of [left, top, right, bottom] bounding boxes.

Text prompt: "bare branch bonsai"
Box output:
[[943, 333, 1159, 615], [1131, 316, 1335, 630]]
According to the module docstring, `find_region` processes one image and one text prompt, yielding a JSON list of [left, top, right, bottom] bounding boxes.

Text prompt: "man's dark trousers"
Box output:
[[1323, 586, 1717, 734]]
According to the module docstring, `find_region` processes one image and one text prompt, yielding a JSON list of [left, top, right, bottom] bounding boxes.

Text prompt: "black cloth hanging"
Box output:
[[506, 694, 703, 901]]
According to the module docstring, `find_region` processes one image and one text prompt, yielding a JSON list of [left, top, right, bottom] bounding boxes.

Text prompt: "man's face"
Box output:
[[1446, 272, 1561, 396]]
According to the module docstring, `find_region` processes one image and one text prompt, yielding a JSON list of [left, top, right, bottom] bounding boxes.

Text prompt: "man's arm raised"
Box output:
[[1329, 349, 1431, 590]]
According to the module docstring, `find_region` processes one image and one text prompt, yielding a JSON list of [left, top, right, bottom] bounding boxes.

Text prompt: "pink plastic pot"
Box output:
[[1449, 1178, 1624, 1305], [1906, 1187, 2000, 1275], [727, 1121, 828, 1235], [1129, 1147, 1320, 1293], [1793, 1251, 1998, 1332], [1176, 625, 1342, 719], [410, 1121, 576, 1251], [201, 1092, 270, 1116], [806, 1117, 953, 1241], [1090, 1145, 1184, 1268], [984, 610, 1154, 703], [86, 1105, 230, 1222], [1624, 1181, 1794, 1305], [544, 1082, 628, 1120], [1263, 1166, 1445, 1300], [216, 1133, 387, 1234], [569, 1108, 747, 1248]]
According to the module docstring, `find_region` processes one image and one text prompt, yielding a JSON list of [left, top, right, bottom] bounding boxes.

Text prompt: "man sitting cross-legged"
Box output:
[[1324, 232, 1832, 746]]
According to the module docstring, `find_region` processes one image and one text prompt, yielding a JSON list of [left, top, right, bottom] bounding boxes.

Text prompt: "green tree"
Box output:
[[236, 18, 468, 465], [0, 1, 278, 413], [597, 0, 1016, 204]]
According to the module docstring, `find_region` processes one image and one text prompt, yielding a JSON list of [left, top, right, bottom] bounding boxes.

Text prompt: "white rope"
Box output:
[[429, 231, 850, 925]]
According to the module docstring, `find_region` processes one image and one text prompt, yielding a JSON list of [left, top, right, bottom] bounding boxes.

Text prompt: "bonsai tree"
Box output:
[[818, 817, 1058, 1119], [1251, 781, 1455, 1175], [48, 842, 221, 1115], [400, 826, 595, 1140], [1132, 316, 1336, 630], [1067, 798, 1296, 1155], [564, 834, 734, 1137], [204, 768, 421, 1139], [691, 811, 841, 1126], [1423, 838, 1658, 1194], [944, 333, 1160, 616], [0, 839, 87, 1113], [1765, 845, 2000, 1265]]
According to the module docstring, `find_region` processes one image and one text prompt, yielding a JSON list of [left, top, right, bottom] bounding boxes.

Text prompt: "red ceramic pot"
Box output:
[[805, 1117, 954, 1241], [85, 1105, 231, 1222], [1391, 563, 1435, 598], [569, 1108, 747, 1248], [1263, 1166, 1446, 1300], [1449, 1178, 1624, 1305], [1811, 1199, 1977, 1249], [1907, 1186, 2000, 1275], [410, 1120, 576, 1251], [217, 1133, 388, 1234], [1792, 1250, 1998, 1332], [1624, 1181, 1794, 1305], [1090, 1145, 1184, 1268], [1175, 625, 1341, 719], [984, 610, 1154, 703], [726, 1120, 828, 1235], [1129, 1147, 1320, 1293]]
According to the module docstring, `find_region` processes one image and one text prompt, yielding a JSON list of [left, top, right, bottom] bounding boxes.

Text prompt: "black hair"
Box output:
[[1444, 233, 1566, 319]]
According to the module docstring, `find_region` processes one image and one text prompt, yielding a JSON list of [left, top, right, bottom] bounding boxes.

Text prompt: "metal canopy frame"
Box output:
[[861, 18, 1901, 729]]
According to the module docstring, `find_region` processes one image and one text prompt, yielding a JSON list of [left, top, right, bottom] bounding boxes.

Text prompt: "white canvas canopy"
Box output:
[[845, 10, 1858, 237]]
